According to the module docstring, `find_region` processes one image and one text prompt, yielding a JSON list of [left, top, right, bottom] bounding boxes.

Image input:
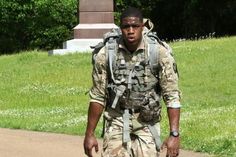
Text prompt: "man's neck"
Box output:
[[124, 38, 143, 53]]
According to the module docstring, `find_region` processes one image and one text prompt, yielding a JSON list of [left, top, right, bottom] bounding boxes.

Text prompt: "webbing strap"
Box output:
[[148, 41, 159, 76], [107, 37, 126, 86], [123, 109, 131, 143], [107, 37, 117, 83], [148, 125, 162, 151], [111, 85, 126, 109], [127, 70, 133, 90], [111, 94, 120, 109]]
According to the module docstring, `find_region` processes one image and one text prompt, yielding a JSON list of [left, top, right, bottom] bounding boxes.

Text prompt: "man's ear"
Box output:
[[141, 23, 145, 32]]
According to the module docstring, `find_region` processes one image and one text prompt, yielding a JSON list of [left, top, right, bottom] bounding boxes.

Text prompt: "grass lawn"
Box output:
[[0, 36, 235, 156]]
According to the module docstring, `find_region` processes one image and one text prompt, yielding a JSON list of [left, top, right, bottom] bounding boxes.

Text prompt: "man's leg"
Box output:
[[102, 118, 131, 157], [131, 124, 160, 157]]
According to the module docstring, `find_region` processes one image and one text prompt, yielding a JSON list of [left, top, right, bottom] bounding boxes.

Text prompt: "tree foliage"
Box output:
[[0, 0, 235, 54], [0, 0, 77, 54]]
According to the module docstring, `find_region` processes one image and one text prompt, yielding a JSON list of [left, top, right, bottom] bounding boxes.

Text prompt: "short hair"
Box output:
[[120, 7, 143, 23]]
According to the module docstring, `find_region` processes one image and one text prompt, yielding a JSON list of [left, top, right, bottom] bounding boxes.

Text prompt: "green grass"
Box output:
[[0, 36, 235, 156], [170, 37, 236, 156], [0, 52, 93, 135]]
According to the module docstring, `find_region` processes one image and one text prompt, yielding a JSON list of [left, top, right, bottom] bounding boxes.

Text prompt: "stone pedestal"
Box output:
[[49, 0, 118, 55], [74, 0, 116, 39]]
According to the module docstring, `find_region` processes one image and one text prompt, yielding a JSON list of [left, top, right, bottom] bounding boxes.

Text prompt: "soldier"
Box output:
[[84, 7, 181, 157]]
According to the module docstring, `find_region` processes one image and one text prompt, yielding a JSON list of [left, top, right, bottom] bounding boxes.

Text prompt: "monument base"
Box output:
[[48, 38, 103, 55], [74, 23, 118, 38], [49, 23, 118, 55]]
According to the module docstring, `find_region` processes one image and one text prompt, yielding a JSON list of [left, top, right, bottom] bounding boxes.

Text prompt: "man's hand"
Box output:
[[84, 134, 99, 157], [84, 102, 104, 157], [161, 136, 180, 157]]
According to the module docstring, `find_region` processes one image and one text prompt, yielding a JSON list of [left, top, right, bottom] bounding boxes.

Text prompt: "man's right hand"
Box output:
[[84, 134, 99, 157]]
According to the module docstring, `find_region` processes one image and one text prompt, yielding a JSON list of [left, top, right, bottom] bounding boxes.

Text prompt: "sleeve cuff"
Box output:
[[166, 102, 181, 108], [90, 99, 105, 107]]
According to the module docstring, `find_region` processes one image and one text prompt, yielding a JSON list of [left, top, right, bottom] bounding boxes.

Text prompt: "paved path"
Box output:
[[0, 128, 211, 157]]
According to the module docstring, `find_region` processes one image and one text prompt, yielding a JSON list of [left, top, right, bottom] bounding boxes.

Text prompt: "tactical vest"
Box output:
[[107, 41, 162, 124]]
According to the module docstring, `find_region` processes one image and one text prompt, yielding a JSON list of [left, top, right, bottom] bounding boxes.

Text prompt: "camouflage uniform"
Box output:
[[89, 37, 181, 157]]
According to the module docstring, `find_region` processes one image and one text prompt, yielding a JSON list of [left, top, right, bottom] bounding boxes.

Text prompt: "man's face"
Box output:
[[120, 17, 143, 51]]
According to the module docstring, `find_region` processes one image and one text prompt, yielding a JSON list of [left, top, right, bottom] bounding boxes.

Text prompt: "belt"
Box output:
[[128, 108, 140, 114], [120, 107, 140, 114]]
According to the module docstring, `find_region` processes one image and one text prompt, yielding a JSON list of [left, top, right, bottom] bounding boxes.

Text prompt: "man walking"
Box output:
[[84, 7, 181, 157]]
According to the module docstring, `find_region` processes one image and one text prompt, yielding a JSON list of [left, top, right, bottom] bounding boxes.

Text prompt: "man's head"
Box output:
[[120, 7, 144, 52]]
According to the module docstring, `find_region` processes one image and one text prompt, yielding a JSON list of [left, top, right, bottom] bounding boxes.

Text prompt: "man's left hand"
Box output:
[[161, 136, 180, 157]]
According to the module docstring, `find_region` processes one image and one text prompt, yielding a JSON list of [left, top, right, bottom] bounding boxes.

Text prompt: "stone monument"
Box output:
[[49, 0, 118, 55]]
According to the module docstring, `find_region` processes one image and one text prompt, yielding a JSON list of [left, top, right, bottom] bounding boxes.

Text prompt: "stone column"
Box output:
[[49, 0, 118, 55], [74, 0, 116, 38]]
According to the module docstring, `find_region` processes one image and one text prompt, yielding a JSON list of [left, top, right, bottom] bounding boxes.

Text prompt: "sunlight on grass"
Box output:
[[0, 37, 236, 156]]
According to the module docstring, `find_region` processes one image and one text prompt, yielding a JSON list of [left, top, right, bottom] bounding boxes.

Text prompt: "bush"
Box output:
[[0, 0, 77, 54]]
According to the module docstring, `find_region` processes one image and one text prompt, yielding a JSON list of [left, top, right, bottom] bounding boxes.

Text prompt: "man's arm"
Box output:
[[165, 108, 180, 157], [158, 44, 181, 156], [168, 108, 180, 133], [84, 102, 104, 157]]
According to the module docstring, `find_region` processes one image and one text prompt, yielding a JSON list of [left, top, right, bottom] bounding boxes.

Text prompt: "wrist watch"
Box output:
[[170, 131, 179, 137]]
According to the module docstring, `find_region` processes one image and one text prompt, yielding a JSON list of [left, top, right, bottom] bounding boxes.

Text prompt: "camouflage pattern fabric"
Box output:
[[102, 116, 160, 157]]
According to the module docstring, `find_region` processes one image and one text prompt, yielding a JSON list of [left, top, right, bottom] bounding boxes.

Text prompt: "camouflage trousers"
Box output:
[[101, 116, 160, 157]]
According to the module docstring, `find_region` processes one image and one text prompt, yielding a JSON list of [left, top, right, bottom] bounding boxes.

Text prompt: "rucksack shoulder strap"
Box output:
[[91, 28, 121, 67], [104, 28, 121, 84], [145, 31, 171, 77], [145, 33, 160, 77], [106, 37, 118, 83]]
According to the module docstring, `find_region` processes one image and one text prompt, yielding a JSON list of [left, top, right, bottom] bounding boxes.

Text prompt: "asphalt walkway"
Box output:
[[0, 128, 211, 157]]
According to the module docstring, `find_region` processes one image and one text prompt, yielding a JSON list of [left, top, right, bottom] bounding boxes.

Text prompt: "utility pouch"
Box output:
[[139, 101, 162, 124], [119, 92, 148, 110]]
